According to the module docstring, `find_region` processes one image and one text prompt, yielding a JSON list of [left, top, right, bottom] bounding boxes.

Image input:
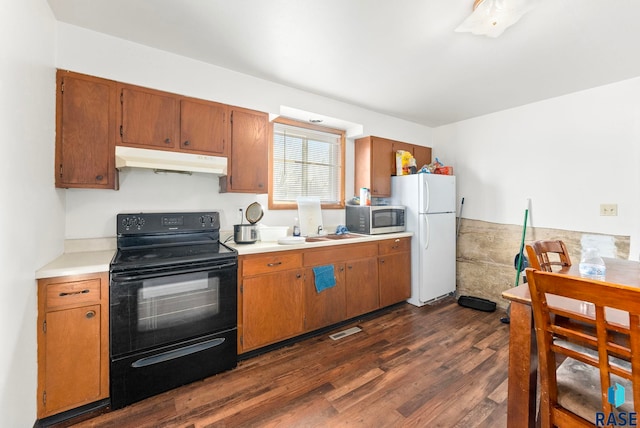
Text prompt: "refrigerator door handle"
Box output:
[[423, 215, 430, 250], [423, 178, 430, 213]]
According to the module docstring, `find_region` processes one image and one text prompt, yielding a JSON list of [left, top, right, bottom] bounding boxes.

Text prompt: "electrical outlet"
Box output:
[[600, 204, 618, 216]]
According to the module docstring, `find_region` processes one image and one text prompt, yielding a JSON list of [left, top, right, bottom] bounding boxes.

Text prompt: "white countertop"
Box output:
[[226, 232, 413, 255], [35, 250, 115, 279], [35, 232, 413, 279]]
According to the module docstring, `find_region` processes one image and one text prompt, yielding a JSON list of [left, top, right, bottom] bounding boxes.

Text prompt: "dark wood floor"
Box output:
[[73, 298, 510, 427]]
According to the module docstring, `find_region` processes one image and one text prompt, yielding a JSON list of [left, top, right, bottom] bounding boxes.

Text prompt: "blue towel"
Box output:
[[335, 225, 349, 235], [312, 265, 336, 293]]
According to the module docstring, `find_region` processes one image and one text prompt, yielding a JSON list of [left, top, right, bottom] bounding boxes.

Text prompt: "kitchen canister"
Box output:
[[359, 187, 370, 206]]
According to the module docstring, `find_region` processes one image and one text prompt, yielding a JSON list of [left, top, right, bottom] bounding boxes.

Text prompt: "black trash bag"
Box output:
[[514, 252, 528, 273]]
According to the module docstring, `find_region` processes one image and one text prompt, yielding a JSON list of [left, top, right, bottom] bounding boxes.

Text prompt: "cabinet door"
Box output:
[[222, 108, 269, 193], [180, 99, 228, 155], [370, 137, 394, 197], [304, 264, 346, 331], [242, 269, 304, 351], [120, 86, 179, 149], [412, 145, 432, 170], [345, 257, 379, 318], [355, 136, 393, 198], [56, 71, 117, 189], [391, 141, 413, 157], [379, 252, 411, 307], [44, 304, 102, 415]]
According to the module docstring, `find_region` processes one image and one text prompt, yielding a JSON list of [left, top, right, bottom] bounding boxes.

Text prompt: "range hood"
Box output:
[[115, 146, 227, 175]]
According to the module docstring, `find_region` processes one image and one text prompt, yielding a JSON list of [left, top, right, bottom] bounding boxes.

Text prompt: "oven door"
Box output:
[[110, 258, 237, 358]]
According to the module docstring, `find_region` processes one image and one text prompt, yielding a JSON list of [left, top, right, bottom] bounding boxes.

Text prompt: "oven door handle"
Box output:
[[111, 261, 237, 282], [131, 338, 226, 368]]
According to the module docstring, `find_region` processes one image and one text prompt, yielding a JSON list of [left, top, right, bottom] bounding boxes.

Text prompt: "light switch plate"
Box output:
[[600, 204, 618, 216]]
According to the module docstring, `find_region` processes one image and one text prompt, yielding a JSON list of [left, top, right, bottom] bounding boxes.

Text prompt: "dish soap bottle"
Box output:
[[293, 217, 300, 237], [579, 247, 606, 280]]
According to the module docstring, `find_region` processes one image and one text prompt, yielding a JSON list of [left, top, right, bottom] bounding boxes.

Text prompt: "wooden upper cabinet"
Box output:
[[355, 136, 432, 198], [412, 145, 432, 170], [55, 70, 118, 189], [355, 136, 394, 197], [120, 85, 179, 149], [391, 140, 432, 169], [119, 85, 229, 156], [220, 107, 269, 193], [180, 98, 228, 155]]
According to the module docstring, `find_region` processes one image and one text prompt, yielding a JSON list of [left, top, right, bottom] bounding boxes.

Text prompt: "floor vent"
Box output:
[[329, 327, 362, 341]]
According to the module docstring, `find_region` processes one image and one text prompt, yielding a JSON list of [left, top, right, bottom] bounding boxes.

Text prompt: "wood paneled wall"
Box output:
[[456, 218, 631, 309]]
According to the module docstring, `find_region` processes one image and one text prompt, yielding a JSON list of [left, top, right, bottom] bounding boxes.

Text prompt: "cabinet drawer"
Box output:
[[378, 237, 411, 255], [242, 252, 302, 276], [46, 279, 101, 309], [304, 243, 378, 266]]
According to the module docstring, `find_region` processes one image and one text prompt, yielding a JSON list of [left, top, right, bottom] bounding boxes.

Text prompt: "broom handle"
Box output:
[[514, 208, 529, 287], [456, 197, 464, 238]]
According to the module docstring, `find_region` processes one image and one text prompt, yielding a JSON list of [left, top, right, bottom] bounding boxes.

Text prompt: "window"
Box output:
[[269, 118, 345, 209]]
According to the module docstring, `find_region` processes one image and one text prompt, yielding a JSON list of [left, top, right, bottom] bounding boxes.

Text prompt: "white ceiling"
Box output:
[[47, 0, 640, 127]]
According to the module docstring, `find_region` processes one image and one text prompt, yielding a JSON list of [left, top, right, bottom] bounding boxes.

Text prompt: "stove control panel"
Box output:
[[117, 212, 220, 234]]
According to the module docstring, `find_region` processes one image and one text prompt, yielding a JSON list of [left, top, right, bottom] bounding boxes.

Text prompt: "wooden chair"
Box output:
[[526, 268, 640, 427], [526, 240, 572, 272]]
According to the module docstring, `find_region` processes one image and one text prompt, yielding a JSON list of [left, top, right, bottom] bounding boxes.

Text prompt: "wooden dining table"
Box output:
[[501, 257, 640, 428]]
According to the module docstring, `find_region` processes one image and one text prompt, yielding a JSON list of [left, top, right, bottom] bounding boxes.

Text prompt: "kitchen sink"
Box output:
[[305, 233, 363, 242]]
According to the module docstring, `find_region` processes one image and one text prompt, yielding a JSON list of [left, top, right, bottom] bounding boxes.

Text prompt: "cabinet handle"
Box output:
[[59, 289, 90, 297], [296, 273, 301, 279], [183, 140, 190, 146], [394, 239, 400, 243], [267, 262, 282, 267], [85, 310, 96, 319], [380, 259, 385, 264], [391, 245, 399, 250], [164, 138, 171, 144], [96, 175, 104, 181]]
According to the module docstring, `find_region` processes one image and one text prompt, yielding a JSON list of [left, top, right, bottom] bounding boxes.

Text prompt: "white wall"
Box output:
[[434, 78, 640, 258], [0, 1, 62, 426], [56, 23, 434, 239]]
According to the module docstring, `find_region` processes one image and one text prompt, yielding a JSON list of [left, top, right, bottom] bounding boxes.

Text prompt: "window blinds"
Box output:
[[272, 123, 342, 204]]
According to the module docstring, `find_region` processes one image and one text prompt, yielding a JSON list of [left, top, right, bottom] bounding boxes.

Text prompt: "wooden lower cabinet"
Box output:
[[304, 263, 346, 331], [37, 272, 109, 419], [238, 237, 412, 354], [241, 269, 305, 351], [345, 257, 379, 318], [378, 237, 411, 307], [239, 252, 304, 352]]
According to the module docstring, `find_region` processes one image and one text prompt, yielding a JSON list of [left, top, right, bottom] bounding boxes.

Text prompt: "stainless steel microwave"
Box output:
[[345, 205, 406, 235]]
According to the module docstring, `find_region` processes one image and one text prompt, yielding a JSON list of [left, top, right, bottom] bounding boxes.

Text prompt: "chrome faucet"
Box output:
[[317, 225, 324, 235]]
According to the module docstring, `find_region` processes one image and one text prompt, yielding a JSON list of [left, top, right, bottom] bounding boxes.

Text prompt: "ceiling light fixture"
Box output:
[[455, 0, 534, 38]]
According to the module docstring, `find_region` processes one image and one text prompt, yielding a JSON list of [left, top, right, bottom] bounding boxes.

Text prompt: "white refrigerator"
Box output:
[[391, 173, 456, 306]]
